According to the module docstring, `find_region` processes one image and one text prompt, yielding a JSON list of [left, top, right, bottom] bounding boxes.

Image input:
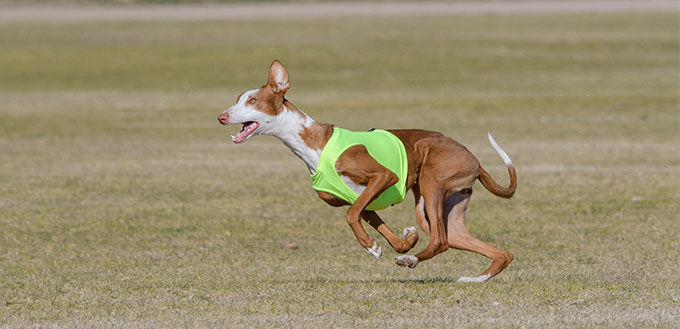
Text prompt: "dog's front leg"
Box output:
[[362, 211, 418, 254], [337, 146, 399, 260], [345, 170, 398, 260]]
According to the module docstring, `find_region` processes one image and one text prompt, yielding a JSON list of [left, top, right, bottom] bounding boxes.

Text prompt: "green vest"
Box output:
[[311, 127, 408, 211]]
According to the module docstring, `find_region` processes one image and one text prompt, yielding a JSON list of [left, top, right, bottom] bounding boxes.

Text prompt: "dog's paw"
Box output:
[[394, 255, 418, 268], [456, 274, 492, 283], [403, 226, 418, 240], [365, 240, 382, 260]]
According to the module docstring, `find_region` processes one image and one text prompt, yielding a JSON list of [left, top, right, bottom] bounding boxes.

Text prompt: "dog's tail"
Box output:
[[478, 132, 517, 199]]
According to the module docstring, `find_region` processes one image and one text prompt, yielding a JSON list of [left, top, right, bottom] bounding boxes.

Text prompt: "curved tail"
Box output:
[[478, 133, 517, 199]]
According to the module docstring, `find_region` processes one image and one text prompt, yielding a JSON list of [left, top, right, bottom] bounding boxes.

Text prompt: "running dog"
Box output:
[[218, 60, 517, 282]]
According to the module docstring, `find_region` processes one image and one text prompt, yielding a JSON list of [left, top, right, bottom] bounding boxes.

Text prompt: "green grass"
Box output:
[[1, 11, 679, 328]]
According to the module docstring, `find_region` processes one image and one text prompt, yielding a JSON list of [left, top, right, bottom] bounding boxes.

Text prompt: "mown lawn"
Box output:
[[0, 10, 678, 328]]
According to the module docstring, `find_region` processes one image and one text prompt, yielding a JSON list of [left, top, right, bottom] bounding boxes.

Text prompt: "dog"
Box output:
[[218, 60, 517, 282]]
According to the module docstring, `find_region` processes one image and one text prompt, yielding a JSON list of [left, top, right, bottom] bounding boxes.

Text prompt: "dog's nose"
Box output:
[[217, 112, 228, 125]]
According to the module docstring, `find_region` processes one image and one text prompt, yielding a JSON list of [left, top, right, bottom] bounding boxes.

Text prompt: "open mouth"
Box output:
[[231, 121, 260, 144]]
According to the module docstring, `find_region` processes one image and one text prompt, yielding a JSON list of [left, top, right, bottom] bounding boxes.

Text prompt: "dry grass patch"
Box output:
[[1, 11, 678, 328]]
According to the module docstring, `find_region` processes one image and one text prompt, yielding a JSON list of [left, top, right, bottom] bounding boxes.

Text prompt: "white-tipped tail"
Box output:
[[488, 132, 513, 167]]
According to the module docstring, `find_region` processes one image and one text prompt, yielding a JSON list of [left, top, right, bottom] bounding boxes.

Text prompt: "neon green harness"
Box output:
[[311, 127, 408, 211]]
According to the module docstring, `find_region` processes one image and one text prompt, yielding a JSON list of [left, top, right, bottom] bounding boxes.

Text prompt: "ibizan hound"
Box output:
[[218, 60, 517, 282]]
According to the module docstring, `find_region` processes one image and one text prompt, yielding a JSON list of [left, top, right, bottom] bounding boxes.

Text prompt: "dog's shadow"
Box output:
[[307, 277, 459, 284], [383, 277, 459, 284]]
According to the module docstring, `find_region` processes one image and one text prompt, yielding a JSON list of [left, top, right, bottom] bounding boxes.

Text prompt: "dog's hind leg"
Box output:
[[362, 211, 418, 254], [412, 186, 430, 234], [444, 189, 514, 283], [395, 182, 448, 268]]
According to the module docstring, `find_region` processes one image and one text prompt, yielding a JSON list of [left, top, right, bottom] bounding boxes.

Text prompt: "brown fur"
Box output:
[[309, 128, 517, 279], [222, 60, 518, 281], [249, 86, 283, 116], [478, 166, 517, 199], [291, 102, 334, 150]]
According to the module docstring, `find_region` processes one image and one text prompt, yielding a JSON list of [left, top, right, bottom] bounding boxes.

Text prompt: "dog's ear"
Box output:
[[267, 60, 290, 95]]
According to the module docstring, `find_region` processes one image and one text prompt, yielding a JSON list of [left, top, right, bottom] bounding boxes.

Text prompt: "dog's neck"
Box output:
[[264, 101, 333, 174]]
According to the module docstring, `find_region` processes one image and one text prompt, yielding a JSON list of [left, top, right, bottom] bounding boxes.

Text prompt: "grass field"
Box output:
[[0, 6, 678, 328]]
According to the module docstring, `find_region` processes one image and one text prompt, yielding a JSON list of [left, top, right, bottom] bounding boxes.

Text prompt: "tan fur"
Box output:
[[478, 166, 517, 199], [220, 60, 518, 282], [328, 129, 517, 279], [292, 102, 334, 150], [250, 86, 284, 116]]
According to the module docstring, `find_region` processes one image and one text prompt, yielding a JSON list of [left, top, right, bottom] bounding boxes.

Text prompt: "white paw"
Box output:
[[365, 240, 382, 260], [456, 274, 492, 283], [402, 226, 417, 239], [394, 255, 418, 268]]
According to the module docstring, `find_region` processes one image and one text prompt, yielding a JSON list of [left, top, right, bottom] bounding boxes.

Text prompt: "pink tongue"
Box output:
[[233, 122, 258, 143]]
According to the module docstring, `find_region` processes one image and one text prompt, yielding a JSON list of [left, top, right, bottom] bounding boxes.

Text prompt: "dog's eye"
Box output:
[[248, 98, 256, 104]]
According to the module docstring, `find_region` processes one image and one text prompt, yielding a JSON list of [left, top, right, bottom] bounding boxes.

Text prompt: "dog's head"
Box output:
[[218, 60, 291, 143]]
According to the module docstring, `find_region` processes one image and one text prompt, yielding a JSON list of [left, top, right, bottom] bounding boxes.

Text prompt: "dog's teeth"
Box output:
[[230, 135, 235, 139]]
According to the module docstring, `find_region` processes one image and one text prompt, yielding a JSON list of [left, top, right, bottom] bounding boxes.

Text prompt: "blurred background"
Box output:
[[0, 1, 678, 327]]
